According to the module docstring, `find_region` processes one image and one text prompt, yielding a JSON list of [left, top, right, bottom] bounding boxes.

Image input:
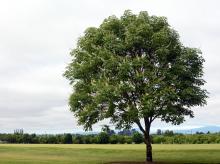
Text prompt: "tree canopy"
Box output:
[[64, 10, 208, 161]]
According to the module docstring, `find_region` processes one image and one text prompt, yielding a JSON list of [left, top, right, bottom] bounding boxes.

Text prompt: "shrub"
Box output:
[[118, 135, 126, 144], [97, 132, 109, 144], [132, 132, 143, 144], [125, 136, 132, 144], [109, 135, 118, 144]]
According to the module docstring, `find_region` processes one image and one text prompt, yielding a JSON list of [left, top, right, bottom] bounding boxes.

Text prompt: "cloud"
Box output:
[[0, 0, 220, 133]]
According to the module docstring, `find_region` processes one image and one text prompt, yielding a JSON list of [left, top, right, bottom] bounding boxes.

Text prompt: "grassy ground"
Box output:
[[0, 144, 220, 163]]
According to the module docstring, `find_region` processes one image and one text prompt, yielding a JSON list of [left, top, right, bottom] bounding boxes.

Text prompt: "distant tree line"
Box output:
[[1, 128, 220, 144], [0, 128, 143, 144], [152, 131, 220, 144]]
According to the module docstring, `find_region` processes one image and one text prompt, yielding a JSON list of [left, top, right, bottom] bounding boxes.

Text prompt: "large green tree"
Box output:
[[64, 10, 208, 162]]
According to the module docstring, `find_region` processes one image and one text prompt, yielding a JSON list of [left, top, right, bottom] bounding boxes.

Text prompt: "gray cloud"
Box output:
[[0, 0, 220, 133]]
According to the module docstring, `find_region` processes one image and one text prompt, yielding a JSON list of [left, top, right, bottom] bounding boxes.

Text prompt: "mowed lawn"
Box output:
[[0, 144, 220, 164]]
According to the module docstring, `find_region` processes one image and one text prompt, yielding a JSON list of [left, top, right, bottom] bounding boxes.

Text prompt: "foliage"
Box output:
[[1, 132, 220, 144], [101, 125, 115, 136], [109, 134, 118, 144], [164, 130, 174, 136], [125, 136, 133, 144], [132, 132, 144, 144], [64, 10, 207, 132], [63, 133, 73, 144], [64, 9, 207, 161], [73, 135, 84, 144], [117, 135, 126, 144], [97, 132, 109, 144]]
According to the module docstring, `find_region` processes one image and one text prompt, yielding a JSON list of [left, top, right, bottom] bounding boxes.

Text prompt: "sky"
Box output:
[[0, 0, 220, 134]]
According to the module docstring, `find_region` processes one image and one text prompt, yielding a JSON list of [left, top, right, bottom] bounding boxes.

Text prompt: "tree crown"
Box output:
[[64, 10, 208, 131]]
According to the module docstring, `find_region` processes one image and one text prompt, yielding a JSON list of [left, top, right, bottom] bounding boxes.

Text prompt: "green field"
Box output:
[[0, 144, 220, 163]]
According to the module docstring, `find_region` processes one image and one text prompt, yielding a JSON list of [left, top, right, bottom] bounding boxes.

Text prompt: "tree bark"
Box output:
[[145, 134, 153, 162], [144, 118, 152, 162], [136, 119, 153, 162]]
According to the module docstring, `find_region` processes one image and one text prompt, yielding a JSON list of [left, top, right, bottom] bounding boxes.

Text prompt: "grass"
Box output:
[[0, 144, 220, 163]]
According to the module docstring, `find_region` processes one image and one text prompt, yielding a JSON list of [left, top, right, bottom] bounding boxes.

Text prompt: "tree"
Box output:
[[109, 134, 118, 144], [164, 130, 174, 136], [73, 135, 84, 144], [117, 135, 126, 144], [101, 125, 115, 136], [97, 132, 109, 144], [125, 136, 133, 144], [64, 10, 208, 162], [63, 133, 73, 144], [132, 131, 144, 144]]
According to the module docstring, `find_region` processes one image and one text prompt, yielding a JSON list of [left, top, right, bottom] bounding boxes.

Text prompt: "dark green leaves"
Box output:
[[64, 10, 207, 131]]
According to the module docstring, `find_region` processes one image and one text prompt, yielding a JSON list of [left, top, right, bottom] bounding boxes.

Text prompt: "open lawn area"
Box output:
[[0, 144, 220, 163]]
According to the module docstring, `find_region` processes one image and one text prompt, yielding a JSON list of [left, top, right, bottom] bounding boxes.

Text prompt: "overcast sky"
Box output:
[[0, 0, 220, 134]]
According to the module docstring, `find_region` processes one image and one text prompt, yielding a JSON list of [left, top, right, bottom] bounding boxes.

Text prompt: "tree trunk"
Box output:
[[144, 121, 152, 162], [145, 136, 152, 162], [135, 119, 153, 162]]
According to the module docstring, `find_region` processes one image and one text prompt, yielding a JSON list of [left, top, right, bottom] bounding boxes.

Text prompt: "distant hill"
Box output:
[[77, 125, 220, 135], [174, 126, 220, 134]]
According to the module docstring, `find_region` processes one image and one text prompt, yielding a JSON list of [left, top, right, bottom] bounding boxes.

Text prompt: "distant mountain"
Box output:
[[75, 125, 220, 135], [174, 126, 220, 134]]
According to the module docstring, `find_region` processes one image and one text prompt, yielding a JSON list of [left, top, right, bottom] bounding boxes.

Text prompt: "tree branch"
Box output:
[[135, 120, 146, 135]]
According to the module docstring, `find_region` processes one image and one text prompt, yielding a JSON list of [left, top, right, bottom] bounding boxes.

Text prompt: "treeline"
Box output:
[[0, 131, 142, 144], [152, 133, 220, 144], [1, 129, 220, 144]]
